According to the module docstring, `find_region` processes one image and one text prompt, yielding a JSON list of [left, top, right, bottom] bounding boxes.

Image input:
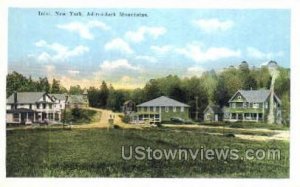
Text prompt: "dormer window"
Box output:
[[237, 95, 242, 100]]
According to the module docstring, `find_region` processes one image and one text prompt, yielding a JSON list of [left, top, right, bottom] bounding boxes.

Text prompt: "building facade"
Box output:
[[129, 96, 190, 124], [203, 105, 223, 122], [224, 89, 281, 123], [122, 100, 136, 115], [6, 92, 63, 125], [66, 90, 89, 108]]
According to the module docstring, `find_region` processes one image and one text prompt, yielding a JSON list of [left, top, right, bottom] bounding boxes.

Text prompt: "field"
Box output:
[[6, 126, 289, 177]]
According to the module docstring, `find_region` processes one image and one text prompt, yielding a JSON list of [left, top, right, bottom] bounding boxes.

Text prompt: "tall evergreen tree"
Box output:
[[51, 78, 61, 93]]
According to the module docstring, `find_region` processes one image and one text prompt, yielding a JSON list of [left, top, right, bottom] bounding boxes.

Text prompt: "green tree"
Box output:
[[87, 87, 99, 107], [98, 81, 109, 108], [69, 85, 82, 95], [242, 74, 258, 90], [213, 75, 231, 107], [182, 76, 209, 120], [6, 71, 29, 96], [37, 77, 50, 93], [130, 88, 145, 104], [144, 79, 162, 101], [202, 70, 218, 103], [51, 78, 61, 93]]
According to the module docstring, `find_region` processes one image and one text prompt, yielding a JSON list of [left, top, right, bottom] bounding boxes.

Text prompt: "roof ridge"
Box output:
[[137, 95, 189, 107]]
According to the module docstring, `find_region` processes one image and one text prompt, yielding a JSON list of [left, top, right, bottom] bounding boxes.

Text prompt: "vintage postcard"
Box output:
[[1, 1, 299, 186]]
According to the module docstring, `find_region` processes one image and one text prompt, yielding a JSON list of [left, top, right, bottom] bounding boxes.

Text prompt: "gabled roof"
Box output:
[[124, 100, 134, 105], [137, 96, 189, 107], [229, 89, 281, 103], [50, 94, 67, 101], [6, 92, 49, 104], [205, 105, 223, 114]]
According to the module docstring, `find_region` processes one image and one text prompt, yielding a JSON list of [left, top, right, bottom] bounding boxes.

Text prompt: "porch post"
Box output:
[[58, 113, 61, 122], [26, 113, 29, 122], [18, 113, 21, 123], [242, 113, 245, 121], [33, 112, 36, 122], [229, 113, 232, 120], [256, 113, 259, 121]]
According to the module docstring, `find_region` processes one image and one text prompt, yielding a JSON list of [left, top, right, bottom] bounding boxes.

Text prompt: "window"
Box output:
[[29, 104, 32, 109], [265, 102, 268, 109], [237, 95, 242, 100], [153, 107, 156, 112], [48, 113, 53, 120], [231, 103, 236, 108], [253, 103, 259, 108], [49, 104, 52, 109], [165, 106, 169, 112], [181, 107, 184, 112], [43, 104, 46, 109], [37, 104, 40, 109], [173, 106, 176, 112], [13, 113, 19, 122]]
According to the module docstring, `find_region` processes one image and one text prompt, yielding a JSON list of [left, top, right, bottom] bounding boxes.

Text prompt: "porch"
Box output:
[[6, 108, 61, 125], [129, 112, 161, 124], [228, 112, 264, 122]]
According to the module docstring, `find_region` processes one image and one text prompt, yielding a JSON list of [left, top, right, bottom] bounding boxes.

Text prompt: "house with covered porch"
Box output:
[[224, 89, 281, 123], [129, 96, 190, 124], [6, 92, 63, 125]]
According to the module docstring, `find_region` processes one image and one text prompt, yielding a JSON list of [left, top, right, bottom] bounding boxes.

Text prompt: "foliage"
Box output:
[[6, 71, 68, 96], [120, 115, 131, 123], [63, 108, 99, 125], [6, 61, 290, 122], [69, 85, 83, 95]]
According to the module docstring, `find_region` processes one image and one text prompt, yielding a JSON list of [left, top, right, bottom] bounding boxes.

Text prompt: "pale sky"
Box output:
[[8, 8, 290, 89]]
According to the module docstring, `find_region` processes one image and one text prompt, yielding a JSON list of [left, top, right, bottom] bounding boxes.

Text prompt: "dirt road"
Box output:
[[163, 124, 289, 141], [73, 107, 145, 129]]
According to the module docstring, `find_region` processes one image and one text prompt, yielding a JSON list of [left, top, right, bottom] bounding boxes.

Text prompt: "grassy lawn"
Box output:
[[162, 126, 277, 137], [199, 122, 289, 131], [6, 127, 289, 177]]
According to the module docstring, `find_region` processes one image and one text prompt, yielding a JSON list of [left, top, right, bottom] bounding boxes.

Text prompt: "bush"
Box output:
[[224, 133, 235, 138], [121, 115, 131, 123], [113, 124, 121, 129], [156, 123, 162, 127], [63, 108, 97, 125]]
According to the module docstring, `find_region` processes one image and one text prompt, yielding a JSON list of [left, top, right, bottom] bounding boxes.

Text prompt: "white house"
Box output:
[[6, 92, 64, 124], [50, 94, 67, 111]]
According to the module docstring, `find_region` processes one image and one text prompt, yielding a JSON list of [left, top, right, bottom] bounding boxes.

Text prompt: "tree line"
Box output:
[[6, 61, 290, 124]]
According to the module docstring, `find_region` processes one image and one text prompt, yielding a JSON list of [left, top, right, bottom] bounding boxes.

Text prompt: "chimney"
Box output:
[[13, 91, 17, 104]]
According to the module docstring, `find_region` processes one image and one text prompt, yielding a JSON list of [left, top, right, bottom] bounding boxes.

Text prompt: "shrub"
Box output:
[[121, 115, 131, 123], [113, 124, 121, 129], [63, 108, 97, 125]]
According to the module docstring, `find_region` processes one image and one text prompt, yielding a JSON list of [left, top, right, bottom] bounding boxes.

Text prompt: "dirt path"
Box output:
[[73, 107, 146, 129], [163, 124, 289, 141]]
